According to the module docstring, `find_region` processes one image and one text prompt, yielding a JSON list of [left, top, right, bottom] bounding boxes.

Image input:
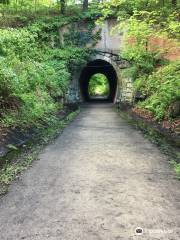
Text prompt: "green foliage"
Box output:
[[0, 12, 95, 128], [99, 0, 179, 121], [175, 164, 180, 179], [120, 16, 169, 80], [0, 1, 101, 28], [0, 28, 39, 59], [100, 0, 179, 71], [122, 48, 157, 80], [0, 156, 33, 185], [0, 0, 60, 27], [136, 61, 180, 120], [170, 160, 180, 179], [88, 74, 110, 97], [63, 22, 101, 47], [0, 57, 62, 126], [99, 0, 179, 23]]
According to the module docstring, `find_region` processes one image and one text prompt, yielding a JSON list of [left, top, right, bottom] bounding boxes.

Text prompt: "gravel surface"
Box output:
[[0, 103, 180, 240]]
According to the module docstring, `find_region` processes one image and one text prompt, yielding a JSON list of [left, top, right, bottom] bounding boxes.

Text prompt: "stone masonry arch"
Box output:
[[79, 59, 117, 102], [67, 52, 134, 104]]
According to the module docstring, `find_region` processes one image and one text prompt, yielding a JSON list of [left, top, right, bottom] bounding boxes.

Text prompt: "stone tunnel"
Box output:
[[67, 52, 134, 104], [61, 18, 179, 105], [79, 59, 117, 102], [61, 19, 135, 104]]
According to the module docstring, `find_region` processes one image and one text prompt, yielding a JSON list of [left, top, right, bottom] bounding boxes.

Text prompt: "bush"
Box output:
[[136, 61, 180, 120], [0, 56, 67, 126], [0, 15, 94, 128], [0, 7, 100, 128]]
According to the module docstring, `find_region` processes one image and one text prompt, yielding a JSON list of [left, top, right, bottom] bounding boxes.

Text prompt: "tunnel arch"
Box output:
[[79, 59, 118, 102]]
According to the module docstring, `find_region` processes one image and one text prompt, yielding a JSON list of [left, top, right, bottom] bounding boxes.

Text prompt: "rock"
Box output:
[[169, 101, 180, 118], [134, 91, 147, 102]]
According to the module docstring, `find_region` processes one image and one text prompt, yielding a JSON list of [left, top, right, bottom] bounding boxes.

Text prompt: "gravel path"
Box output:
[[0, 103, 179, 240]]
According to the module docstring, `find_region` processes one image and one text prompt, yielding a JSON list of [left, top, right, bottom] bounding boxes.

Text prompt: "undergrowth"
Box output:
[[170, 161, 180, 179], [135, 61, 180, 120], [99, 0, 179, 122], [0, 9, 97, 129]]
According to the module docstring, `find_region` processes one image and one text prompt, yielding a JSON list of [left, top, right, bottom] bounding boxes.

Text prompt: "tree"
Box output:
[[0, 0, 10, 4], [57, 0, 65, 14], [83, 0, 88, 11], [172, 0, 177, 7], [60, 0, 65, 14]]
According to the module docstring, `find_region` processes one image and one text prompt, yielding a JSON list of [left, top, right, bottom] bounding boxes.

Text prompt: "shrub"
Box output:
[[136, 61, 180, 120], [0, 14, 94, 128]]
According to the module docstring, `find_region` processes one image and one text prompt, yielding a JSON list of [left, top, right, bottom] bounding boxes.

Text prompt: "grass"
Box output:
[[0, 155, 35, 185], [170, 160, 180, 179]]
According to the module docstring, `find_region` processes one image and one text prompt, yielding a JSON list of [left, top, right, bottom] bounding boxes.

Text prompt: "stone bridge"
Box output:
[[61, 19, 134, 104]]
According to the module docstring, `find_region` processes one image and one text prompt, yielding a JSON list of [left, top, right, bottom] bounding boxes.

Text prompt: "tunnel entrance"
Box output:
[[88, 73, 110, 100], [79, 59, 118, 102]]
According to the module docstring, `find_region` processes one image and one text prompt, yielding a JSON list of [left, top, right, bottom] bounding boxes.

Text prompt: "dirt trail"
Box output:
[[0, 103, 179, 240]]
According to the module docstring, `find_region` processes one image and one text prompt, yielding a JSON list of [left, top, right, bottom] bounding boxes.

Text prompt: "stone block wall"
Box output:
[[116, 70, 134, 104]]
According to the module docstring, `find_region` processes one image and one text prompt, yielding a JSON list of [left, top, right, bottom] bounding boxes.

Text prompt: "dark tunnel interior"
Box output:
[[79, 59, 118, 102]]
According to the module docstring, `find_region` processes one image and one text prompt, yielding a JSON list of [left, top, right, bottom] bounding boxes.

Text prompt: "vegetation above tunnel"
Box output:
[[0, 0, 179, 128], [99, 0, 179, 121], [0, 3, 100, 129]]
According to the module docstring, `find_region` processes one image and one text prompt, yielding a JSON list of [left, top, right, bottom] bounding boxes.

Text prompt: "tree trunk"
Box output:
[[0, 0, 10, 4], [34, 0, 37, 12], [172, 0, 177, 7], [60, 0, 65, 14], [83, 0, 88, 11]]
